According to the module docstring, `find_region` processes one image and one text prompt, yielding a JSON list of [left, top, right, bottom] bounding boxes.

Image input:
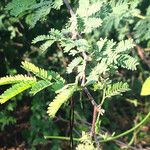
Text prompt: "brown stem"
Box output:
[[83, 87, 98, 107], [90, 105, 98, 137]]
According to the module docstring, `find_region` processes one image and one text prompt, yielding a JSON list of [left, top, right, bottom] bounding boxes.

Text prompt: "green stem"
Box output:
[[100, 87, 106, 106], [44, 135, 80, 141], [44, 112, 150, 143], [132, 14, 146, 19], [100, 111, 150, 142]]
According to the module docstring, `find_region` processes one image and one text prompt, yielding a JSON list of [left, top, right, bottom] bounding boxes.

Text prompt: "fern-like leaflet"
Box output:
[[0, 75, 36, 85], [30, 80, 52, 95], [67, 57, 83, 74], [47, 84, 77, 118], [21, 61, 52, 80], [105, 82, 130, 98], [22, 61, 65, 91], [0, 81, 36, 104], [118, 55, 139, 70]]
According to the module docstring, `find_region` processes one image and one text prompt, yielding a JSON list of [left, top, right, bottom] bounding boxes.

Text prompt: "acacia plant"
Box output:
[[1, 0, 150, 149]]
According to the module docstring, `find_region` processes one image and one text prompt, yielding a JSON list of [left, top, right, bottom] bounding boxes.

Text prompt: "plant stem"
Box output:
[[83, 87, 98, 107], [132, 13, 146, 19], [45, 111, 150, 143], [44, 135, 80, 141], [69, 97, 74, 149], [90, 105, 98, 137], [99, 111, 150, 142], [100, 87, 106, 106]]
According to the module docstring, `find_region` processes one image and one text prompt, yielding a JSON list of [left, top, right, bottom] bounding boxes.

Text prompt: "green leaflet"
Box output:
[[67, 57, 83, 74], [84, 17, 102, 33], [21, 61, 65, 83], [86, 61, 108, 85], [52, 0, 63, 10], [76, 0, 103, 34], [93, 38, 138, 71], [0, 75, 36, 86], [0, 81, 36, 104], [5, 0, 36, 17], [32, 28, 75, 54], [30, 80, 52, 95], [21, 61, 52, 80], [22, 61, 65, 91], [32, 35, 51, 44], [115, 39, 134, 53], [105, 82, 130, 98], [141, 77, 150, 96], [48, 70, 65, 85], [47, 85, 77, 118], [25, 5, 51, 28], [118, 55, 139, 70], [39, 40, 55, 53], [61, 38, 75, 53]]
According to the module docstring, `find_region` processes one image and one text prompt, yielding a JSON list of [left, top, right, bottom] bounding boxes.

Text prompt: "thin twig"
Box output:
[[83, 87, 98, 107], [91, 106, 97, 136], [69, 97, 74, 149], [81, 51, 87, 86]]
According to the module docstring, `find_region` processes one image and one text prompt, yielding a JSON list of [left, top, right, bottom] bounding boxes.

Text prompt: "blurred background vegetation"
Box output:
[[0, 0, 150, 149]]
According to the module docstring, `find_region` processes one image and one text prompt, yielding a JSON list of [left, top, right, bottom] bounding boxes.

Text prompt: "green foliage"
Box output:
[[32, 30, 138, 88], [86, 38, 138, 84], [67, 57, 83, 74], [0, 81, 36, 104], [0, 75, 36, 85], [21, 61, 52, 80], [30, 80, 52, 95], [0, 61, 64, 104], [76, 0, 103, 33], [5, 0, 63, 28], [24, 95, 60, 149], [76, 132, 96, 150], [141, 77, 150, 96], [91, 38, 138, 71], [21, 61, 65, 85], [134, 6, 150, 42], [100, 0, 141, 38], [105, 82, 130, 98], [0, 102, 17, 130], [47, 84, 77, 118], [32, 28, 74, 53]]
